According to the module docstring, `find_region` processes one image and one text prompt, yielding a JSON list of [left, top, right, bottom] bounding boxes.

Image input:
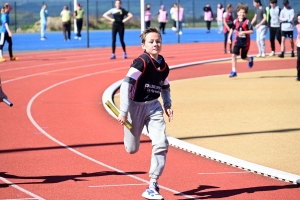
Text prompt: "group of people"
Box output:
[[40, 3, 84, 41]]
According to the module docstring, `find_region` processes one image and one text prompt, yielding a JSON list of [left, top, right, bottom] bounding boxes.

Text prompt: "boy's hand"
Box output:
[[165, 108, 173, 122], [238, 31, 244, 37], [117, 114, 127, 126]]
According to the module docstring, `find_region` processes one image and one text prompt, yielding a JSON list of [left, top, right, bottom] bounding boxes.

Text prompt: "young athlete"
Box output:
[[117, 27, 173, 200], [296, 13, 300, 81], [251, 0, 267, 58], [267, 0, 282, 56], [158, 5, 168, 34], [74, 3, 84, 40], [278, 0, 295, 58], [103, 0, 133, 59], [216, 3, 224, 34], [40, 4, 48, 41], [223, 4, 234, 53], [144, 3, 152, 29], [0, 3, 18, 62], [228, 3, 254, 78]]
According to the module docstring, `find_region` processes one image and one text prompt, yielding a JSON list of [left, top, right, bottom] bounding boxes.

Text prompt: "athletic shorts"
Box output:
[[281, 31, 293, 39], [233, 44, 248, 59]]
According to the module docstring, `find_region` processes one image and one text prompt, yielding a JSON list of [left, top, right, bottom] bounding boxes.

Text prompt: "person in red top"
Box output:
[[227, 3, 254, 78], [223, 4, 234, 53]]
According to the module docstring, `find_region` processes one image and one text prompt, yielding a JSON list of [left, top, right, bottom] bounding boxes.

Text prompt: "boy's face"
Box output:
[[237, 9, 246, 19], [142, 32, 162, 58]]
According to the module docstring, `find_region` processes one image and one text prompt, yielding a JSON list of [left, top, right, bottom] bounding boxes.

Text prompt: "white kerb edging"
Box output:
[[102, 58, 300, 185]]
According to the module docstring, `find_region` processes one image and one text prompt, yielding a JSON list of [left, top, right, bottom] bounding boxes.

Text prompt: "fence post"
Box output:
[[96, 1, 98, 29], [14, 2, 17, 32], [86, 0, 89, 48]]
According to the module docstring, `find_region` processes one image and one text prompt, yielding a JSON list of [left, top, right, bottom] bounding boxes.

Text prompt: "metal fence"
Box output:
[[0, 0, 299, 50]]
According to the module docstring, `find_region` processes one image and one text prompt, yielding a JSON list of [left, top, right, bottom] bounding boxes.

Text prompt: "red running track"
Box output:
[[0, 42, 300, 200]]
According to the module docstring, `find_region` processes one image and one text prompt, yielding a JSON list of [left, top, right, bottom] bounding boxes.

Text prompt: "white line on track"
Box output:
[[198, 172, 251, 175], [26, 68, 200, 200], [0, 177, 44, 200], [89, 183, 148, 188]]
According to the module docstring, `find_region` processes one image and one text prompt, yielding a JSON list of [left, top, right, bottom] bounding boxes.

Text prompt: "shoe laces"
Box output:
[[150, 182, 160, 192]]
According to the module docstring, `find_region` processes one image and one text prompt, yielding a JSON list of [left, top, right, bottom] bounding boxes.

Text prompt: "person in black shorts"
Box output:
[[227, 3, 254, 78], [103, 0, 133, 59]]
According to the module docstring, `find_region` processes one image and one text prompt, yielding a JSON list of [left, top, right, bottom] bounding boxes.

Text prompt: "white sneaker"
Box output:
[[78, 37, 82, 40], [256, 54, 261, 58], [74, 36, 78, 39], [142, 182, 163, 200], [171, 27, 177, 31], [179, 31, 182, 35], [269, 51, 275, 56], [261, 53, 266, 58]]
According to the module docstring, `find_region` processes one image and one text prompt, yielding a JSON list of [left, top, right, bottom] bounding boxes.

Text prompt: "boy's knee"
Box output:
[[125, 145, 139, 154]]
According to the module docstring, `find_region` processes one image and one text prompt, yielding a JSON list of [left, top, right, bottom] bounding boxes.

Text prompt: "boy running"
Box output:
[[228, 3, 254, 78], [117, 27, 173, 200]]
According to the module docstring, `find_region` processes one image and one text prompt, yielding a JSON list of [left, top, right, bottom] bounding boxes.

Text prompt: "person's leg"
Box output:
[[111, 25, 118, 55], [62, 22, 67, 40], [288, 31, 294, 57], [218, 20, 223, 33], [144, 100, 168, 196], [118, 25, 126, 54], [230, 45, 239, 77], [276, 27, 282, 47], [279, 32, 286, 58], [224, 32, 228, 53], [256, 26, 262, 56], [0, 32, 6, 59], [162, 23, 166, 34], [297, 47, 300, 79], [207, 21, 211, 31], [67, 21, 71, 40], [6, 33, 13, 58], [41, 23, 46, 38], [269, 27, 276, 53], [260, 25, 267, 56]]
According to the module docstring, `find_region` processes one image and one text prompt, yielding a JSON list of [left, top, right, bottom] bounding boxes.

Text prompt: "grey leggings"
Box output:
[[124, 99, 169, 179]]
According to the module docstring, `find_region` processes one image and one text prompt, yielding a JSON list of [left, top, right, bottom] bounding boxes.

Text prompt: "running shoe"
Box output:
[[256, 54, 261, 58], [248, 56, 254, 68], [142, 182, 163, 200], [269, 51, 275, 56], [278, 53, 284, 58], [123, 52, 127, 59], [0, 57, 6, 62], [74, 36, 78, 39], [110, 54, 116, 59], [296, 77, 300, 81], [229, 71, 237, 78], [261, 53, 266, 58], [10, 57, 18, 61], [291, 51, 295, 57]]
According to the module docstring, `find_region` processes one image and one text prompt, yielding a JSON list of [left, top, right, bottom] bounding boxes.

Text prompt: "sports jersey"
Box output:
[[280, 6, 294, 31], [232, 18, 253, 49], [223, 12, 234, 33], [107, 8, 129, 25], [75, 9, 84, 19], [1, 13, 9, 33]]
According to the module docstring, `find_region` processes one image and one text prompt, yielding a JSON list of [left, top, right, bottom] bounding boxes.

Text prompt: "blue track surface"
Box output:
[[7, 27, 298, 52]]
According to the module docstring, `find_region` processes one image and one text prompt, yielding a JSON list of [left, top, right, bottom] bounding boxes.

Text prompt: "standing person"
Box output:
[[103, 0, 133, 59], [117, 27, 173, 200], [173, 4, 184, 35], [278, 0, 295, 58], [0, 3, 18, 62], [216, 3, 224, 34], [251, 0, 267, 58], [158, 5, 168, 34], [228, 3, 254, 78], [61, 6, 71, 41], [145, 3, 151, 29], [223, 4, 234, 53], [295, 13, 300, 81], [268, 0, 281, 56], [170, 3, 177, 31], [40, 3, 48, 41], [203, 4, 213, 33], [0, 77, 8, 102], [74, 3, 84, 40]]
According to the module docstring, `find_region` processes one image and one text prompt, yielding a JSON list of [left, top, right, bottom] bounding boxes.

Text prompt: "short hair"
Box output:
[[1, 3, 10, 14], [270, 0, 277, 3], [254, 0, 262, 5], [297, 13, 300, 18], [226, 4, 232, 11], [140, 27, 161, 44], [237, 3, 249, 14]]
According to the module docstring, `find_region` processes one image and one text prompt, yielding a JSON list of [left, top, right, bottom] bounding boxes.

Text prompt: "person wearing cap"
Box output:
[[157, 5, 168, 34], [74, 3, 84, 40], [278, 0, 295, 58], [267, 0, 282, 56], [251, 0, 267, 58]]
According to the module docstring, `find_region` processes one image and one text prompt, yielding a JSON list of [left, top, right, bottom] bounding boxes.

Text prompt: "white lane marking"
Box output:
[[26, 69, 200, 200], [0, 198, 38, 200], [89, 183, 148, 188], [0, 177, 44, 200], [198, 172, 251, 175]]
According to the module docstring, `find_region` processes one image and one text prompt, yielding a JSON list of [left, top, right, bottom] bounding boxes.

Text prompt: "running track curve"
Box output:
[[1, 42, 300, 200]]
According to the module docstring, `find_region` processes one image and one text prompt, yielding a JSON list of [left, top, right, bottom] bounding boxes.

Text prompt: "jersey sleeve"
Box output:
[[247, 20, 253, 30], [123, 8, 129, 16]]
